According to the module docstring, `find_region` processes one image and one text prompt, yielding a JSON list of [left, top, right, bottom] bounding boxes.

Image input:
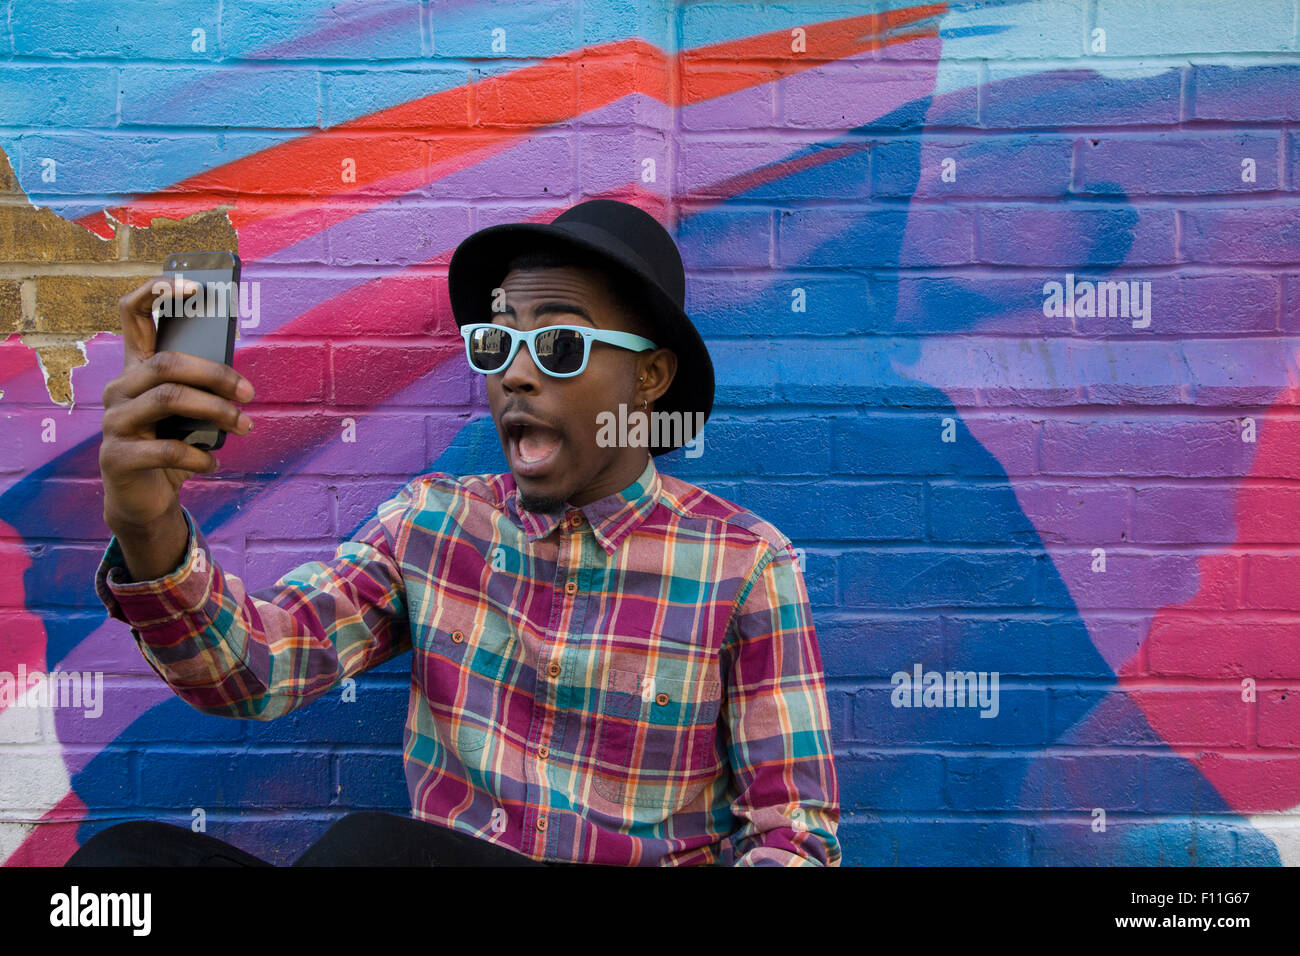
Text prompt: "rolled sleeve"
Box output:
[[92, 484, 416, 721]]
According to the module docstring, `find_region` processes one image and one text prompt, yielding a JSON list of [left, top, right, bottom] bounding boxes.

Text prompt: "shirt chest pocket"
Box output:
[[592, 663, 724, 811], [420, 597, 515, 754]]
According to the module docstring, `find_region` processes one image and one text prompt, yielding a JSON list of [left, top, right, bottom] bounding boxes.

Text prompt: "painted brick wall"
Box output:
[[2, 0, 1299, 866]]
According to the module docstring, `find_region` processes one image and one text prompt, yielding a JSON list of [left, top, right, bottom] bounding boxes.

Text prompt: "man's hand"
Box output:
[[98, 275, 254, 581]]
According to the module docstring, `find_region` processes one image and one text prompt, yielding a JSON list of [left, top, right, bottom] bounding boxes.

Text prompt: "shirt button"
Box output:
[[450, 630, 464, 644], [537, 746, 549, 759], [564, 580, 578, 596], [568, 513, 582, 528], [547, 661, 561, 678], [536, 816, 548, 832], [655, 692, 670, 706]]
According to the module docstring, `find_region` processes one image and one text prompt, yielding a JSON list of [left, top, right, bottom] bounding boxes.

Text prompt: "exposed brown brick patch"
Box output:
[[0, 205, 119, 263], [0, 143, 239, 405], [124, 207, 237, 261], [33, 274, 155, 336], [23, 340, 87, 406], [0, 281, 21, 334], [0, 149, 16, 197]]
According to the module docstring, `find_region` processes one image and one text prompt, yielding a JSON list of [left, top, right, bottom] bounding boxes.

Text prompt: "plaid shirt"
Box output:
[[94, 457, 840, 866]]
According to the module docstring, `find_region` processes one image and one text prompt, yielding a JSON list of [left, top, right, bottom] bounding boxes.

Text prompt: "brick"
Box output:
[[874, 136, 1073, 199], [324, 68, 470, 129], [982, 67, 1181, 129], [946, 754, 1141, 811], [326, 201, 468, 267], [782, 64, 978, 131], [232, 342, 328, 404], [577, 128, 668, 196], [977, 206, 1177, 267], [816, 616, 943, 678], [1031, 819, 1237, 865], [0, 67, 117, 126], [739, 480, 923, 541], [680, 68, 777, 130], [33, 275, 151, 336], [433, 3, 577, 59], [872, 820, 1030, 865], [335, 751, 409, 809], [1039, 418, 1251, 478], [223, 0, 422, 59], [12, 0, 221, 59], [124, 209, 237, 262], [1112, 273, 1278, 337], [1259, 689, 1300, 747], [245, 683, 407, 745], [833, 413, 1039, 477], [842, 549, 1038, 609], [13, 131, 274, 197], [947, 616, 1136, 679], [925, 481, 1128, 541], [778, 207, 975, 269], [852, 683, 1047, 743], [137, 751, 331, 809], [1096, 0, 1293, 55], [220, 411, 430, 476], [1043, 550, 1233, 611], [686, 275, 877, 338], [0, 206, 118, 264], [1132, 485, 1235, 544], [683, 416, 832, 475], [329, 341, 464, 406], [0, 282, 22, 335], [0, 148, 17, 195], [835, 754, 944, 811], [433, 133, 570, 199], [1244, 554, 1300, 611], [1183, 205, 1300, 265], [880, 275, 1075, 337], [1192, 65, 1300, 122], [677, 206, 771, 269], [122, 66, 317, 128], [1048, 688, 1165, 745], [472, 63, 578, 126], [1121, 687, 1250, 747], [1077, 132, 1281, 196]]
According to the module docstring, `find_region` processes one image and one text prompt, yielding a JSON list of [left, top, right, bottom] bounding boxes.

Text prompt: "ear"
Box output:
[[637, 348, 677, 408]]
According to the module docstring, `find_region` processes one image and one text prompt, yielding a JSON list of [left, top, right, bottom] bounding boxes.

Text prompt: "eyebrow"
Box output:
[[497, 302, 595, 324]]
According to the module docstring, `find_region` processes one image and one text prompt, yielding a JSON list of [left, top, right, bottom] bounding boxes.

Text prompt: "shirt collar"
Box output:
[[510, 456, 661, 555]]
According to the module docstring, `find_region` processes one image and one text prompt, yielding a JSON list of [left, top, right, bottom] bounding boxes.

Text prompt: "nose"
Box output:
[[500, 336, 543, 394]]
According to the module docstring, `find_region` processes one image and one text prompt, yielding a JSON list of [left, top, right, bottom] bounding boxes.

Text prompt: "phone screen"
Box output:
[[155, 251, 241, 451]]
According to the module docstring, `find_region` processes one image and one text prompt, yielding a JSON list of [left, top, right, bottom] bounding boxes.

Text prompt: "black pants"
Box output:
[[65, 812, 552, 867]]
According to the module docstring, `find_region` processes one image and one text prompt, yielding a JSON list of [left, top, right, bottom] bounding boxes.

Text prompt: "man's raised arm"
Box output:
[[95, 275, 412, 720]]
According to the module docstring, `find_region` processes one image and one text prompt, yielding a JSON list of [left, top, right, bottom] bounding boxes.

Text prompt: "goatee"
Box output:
[[518, 491, 565, 515]]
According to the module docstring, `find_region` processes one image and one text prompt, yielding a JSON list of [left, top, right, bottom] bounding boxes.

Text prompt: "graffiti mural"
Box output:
[[1, 0, 1298, 864]]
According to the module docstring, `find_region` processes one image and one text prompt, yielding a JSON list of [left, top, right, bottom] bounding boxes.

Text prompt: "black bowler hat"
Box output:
[[447, 199, 714, 457]]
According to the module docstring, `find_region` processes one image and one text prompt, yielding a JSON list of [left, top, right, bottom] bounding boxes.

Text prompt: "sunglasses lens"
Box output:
[[534, 328, 586, 375], [468, 326, 511, 371]]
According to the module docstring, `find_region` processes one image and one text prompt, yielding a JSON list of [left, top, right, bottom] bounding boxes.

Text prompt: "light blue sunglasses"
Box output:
[[461, 323, 658, 378]]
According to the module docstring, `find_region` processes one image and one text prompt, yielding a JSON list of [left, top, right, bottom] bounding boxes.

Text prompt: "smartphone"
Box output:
[[155, 251, 241, 451]]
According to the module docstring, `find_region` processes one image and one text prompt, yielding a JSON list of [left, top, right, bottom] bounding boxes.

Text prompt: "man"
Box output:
[[79, 199, 840, 866]]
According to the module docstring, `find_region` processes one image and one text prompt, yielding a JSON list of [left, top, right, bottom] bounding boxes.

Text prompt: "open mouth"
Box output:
[[507, 422, 564, 477]]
